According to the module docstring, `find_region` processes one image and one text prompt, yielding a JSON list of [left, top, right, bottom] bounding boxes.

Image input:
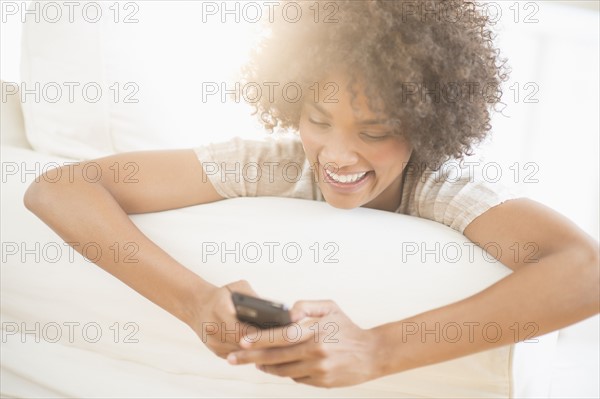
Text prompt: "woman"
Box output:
[[24, 0, 598, 388]]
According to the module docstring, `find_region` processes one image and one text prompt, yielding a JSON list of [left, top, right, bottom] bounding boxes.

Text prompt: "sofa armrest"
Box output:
[[1, 80, 32, 150]]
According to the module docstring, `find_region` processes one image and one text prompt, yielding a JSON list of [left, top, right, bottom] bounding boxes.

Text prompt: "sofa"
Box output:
[[1, 1, 598, 397]]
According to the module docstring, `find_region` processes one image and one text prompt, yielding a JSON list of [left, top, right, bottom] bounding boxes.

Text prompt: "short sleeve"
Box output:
[[405, 158, 520, 234], [193, 136, 322, 201]]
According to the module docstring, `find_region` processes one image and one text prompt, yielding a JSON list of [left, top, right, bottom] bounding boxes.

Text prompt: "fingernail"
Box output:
[[227, 353, 237, 364], [240, 339, 252, 348]]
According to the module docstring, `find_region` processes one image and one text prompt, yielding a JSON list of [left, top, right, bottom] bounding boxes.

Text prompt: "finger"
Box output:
[[289, 300, 337, 322], [212, 339, 243, 359], [240, 318, 320, 349], [259, 360, 318, 379], [215, 347, 237, 359], [228, 339, 311, 366]]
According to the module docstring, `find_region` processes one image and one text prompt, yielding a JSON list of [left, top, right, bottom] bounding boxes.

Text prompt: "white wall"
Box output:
[[477, 1, 599, 241]]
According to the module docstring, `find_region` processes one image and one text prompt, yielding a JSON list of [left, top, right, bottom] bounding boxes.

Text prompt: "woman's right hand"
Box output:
[[189, 279, 259, 359]]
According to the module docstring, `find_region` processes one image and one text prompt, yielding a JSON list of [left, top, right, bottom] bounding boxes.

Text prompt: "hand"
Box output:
[[188, 279, 259, 359], [227, 300, 385, 388]]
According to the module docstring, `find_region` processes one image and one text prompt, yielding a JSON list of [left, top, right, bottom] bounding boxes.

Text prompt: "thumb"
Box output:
[[224, 279, 259, 297], [221, 280, 259, 314], [290, 300, 337, 322]]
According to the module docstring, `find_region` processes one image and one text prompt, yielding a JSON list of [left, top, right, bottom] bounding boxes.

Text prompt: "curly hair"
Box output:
[[240, 0, 509, 170]]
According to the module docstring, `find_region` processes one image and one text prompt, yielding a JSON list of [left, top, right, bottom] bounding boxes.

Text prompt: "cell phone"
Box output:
[[231, 291, 292, 329]]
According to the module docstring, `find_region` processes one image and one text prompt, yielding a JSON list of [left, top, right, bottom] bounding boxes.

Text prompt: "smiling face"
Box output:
[[298, 74, 413, 212]]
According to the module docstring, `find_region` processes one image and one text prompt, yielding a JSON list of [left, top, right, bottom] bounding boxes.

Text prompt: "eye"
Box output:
[[361, 132, 391, 140], [309, 118, 331, 128]]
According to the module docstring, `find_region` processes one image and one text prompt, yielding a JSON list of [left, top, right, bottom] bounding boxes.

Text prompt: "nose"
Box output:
[[319, 135, 360, 172]]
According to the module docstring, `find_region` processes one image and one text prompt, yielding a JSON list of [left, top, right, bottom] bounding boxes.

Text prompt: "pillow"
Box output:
[[1, 147, 558, 398], [19, 1, 264, 159]]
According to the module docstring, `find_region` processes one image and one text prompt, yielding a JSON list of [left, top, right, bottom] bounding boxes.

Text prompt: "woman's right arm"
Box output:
[[23, 149, 254, 357]]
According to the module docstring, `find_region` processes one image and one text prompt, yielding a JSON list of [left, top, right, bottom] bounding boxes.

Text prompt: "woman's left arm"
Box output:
[[373, 197, 599, 377], [228, 198, 599, 387]]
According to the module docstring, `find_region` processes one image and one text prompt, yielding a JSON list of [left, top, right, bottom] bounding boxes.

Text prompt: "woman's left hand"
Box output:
[[227, 299, 385, 388]]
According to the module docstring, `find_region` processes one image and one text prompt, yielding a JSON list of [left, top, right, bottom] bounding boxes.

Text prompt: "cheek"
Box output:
[[373, 142, 412, 174], [298, 126, 320, 159]]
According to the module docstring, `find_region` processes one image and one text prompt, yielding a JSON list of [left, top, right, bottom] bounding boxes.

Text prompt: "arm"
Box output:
[[23, 150, 222, 324], [24, 149, 259, 357], [228, 198, 599, 387], [374, 198, 599, 375]]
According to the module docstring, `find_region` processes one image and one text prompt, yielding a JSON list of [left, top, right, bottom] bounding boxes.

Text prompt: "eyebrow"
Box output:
[[307, 102, 390, 126]]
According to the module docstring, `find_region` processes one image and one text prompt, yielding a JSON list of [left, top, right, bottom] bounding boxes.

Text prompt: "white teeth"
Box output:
[[326, 169, 367, 184]]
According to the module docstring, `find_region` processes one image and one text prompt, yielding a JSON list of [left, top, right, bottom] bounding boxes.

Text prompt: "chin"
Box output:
[[328, 203, 359, 210], [322, 196, 362, 210]]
